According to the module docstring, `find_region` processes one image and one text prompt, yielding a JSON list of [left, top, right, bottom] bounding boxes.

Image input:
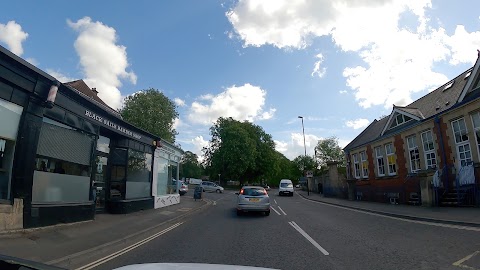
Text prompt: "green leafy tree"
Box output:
[[179, 151, 203, 179], [203, 117, 277, 185], [268, 152, 298, 186], [293, 155, 319, 176], [314, 136, 345, 167], [119, 88, 179, 142]]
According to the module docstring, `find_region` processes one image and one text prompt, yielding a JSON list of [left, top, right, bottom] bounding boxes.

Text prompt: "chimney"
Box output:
[[92, 87, 98, 95]]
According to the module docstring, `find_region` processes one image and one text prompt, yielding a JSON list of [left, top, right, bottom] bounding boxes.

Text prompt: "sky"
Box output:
[[1, 0, 479, 160]]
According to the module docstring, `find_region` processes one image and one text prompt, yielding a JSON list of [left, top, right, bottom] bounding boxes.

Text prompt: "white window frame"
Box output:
[[385, 143, 397, 176], [471, 112, 480, 162], [451, 118, 472, 167], [375, 146, 385, 176], [352, 153, 360, 179], [421, 130, 437, 169], [407, 135, 421, 173], [360, 151, 368, 178]]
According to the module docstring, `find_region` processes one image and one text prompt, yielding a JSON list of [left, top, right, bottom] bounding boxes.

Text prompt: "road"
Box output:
[[91, 189, 480, 270]]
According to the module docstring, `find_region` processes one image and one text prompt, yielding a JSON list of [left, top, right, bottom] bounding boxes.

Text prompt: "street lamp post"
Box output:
[[298, 116, 309, 195], [218, 173, 221, 185]]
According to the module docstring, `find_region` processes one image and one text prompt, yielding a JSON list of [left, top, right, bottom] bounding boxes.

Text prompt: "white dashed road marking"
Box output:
[[288, 221, 329, 256], [274, 199, 277, 204], [453, 251, 480, 270], [278, 206, 287, 216], [270, 206, 281, 215]]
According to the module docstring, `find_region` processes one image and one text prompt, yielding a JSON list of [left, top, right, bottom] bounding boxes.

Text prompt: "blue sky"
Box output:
[[1, 0, 479, 160]]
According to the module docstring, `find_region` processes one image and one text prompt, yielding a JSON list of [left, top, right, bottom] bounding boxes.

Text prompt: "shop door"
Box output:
[[94, 155, 108, 211]]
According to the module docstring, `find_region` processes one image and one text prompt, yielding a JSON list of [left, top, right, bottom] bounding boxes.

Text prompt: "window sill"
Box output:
[[375, 175, 398, 180]]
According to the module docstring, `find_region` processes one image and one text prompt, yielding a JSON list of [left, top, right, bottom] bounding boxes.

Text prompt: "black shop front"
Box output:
[[0, 44, 162, 229]]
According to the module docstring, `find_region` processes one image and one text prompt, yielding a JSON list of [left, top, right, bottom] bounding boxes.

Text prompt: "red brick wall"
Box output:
[[366, 145, 376, 181], [394, 134, 407, 180], [433, 116, 454, 168]]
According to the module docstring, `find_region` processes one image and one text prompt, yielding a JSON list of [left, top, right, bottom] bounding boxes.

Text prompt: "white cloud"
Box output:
[[275, 132, 321, 160], [345, 118, 370, 129], [0, 21, 28, 56], [26, 58, 38, 66], [172, 117, 181, 130], [191, 135, 209, 162], [46, 69, 75, 83], [227, 0, 480, 109], [174, 98, 186, 107], [259, 108, 276, 120], [339, 90, 348, 94], [445, 25, 480, 65], [67, 17, 137, 109], [311, 53, 326, 78], [187, 83, 276, 125]]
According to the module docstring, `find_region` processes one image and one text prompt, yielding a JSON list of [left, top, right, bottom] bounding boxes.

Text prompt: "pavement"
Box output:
[[295, 189, 480, 227], [0, 194, 210, 269]]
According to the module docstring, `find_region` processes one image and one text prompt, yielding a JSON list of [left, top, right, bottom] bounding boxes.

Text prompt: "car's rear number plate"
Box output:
[[249, 198, 260, 202]]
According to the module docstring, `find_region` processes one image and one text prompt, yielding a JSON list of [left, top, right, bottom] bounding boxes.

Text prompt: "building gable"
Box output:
[[381, 107, 421, 136], [458, 54, 480, 103]]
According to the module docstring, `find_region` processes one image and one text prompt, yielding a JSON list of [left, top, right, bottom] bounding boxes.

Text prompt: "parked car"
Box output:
[[201, 181, 224, 193], [279, 179, 294, 196], [179, 180, 188, 195], [235, 186, 270, 216], [263, 185, 271, 191], [295, 184, 300, 188]]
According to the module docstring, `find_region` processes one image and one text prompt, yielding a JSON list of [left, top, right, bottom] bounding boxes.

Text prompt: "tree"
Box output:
[[203, 117, 277, 185], [292, 155, 319, 176], [268, 151, 298, 186], [179, 151, 203, 179], [119, 88, 179, 142], [314, 136, 345, 167]]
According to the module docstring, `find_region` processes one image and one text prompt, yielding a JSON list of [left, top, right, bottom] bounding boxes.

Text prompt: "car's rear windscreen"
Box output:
[[243, 188, 265, 196], [280, 183, 293, 188]]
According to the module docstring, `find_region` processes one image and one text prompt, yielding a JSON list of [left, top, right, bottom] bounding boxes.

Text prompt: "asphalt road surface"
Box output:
[[92, 189, 480, 270]]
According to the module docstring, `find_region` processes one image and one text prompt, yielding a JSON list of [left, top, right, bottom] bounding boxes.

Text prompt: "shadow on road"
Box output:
[[230, 209, 269, 218]]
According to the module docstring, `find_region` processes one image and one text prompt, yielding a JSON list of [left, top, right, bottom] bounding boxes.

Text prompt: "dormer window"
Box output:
[[389, 113, 412, 129]]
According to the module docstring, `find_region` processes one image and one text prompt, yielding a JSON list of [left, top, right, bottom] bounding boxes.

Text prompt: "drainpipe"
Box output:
[[434, 115, 449, 190]]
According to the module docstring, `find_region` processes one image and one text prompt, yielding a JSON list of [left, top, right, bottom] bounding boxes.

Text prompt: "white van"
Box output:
[[279, 179, 294, 196]]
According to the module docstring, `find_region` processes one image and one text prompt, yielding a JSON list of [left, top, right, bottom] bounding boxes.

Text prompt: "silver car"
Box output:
[[235, 186, 270, 216], [201, 181, 224, 193]]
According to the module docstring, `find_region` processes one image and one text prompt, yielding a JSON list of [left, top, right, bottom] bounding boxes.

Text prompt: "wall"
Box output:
[[0, 199, 23, 231]]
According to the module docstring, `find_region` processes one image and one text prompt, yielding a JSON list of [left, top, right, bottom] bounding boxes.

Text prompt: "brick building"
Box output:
[[344, 55, 480, 206]]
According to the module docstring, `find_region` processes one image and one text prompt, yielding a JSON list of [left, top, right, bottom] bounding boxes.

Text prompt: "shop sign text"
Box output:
[[85, 110, 142, 140]]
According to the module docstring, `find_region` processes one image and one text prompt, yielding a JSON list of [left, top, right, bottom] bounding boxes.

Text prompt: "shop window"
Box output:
[[0, 98, 23, 201], [126, 149, 152, 199], [156, 155, 169, 196], [32, 118, 94, 203], [168, 162, 178, 193], [97, 136, 110, 154]]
